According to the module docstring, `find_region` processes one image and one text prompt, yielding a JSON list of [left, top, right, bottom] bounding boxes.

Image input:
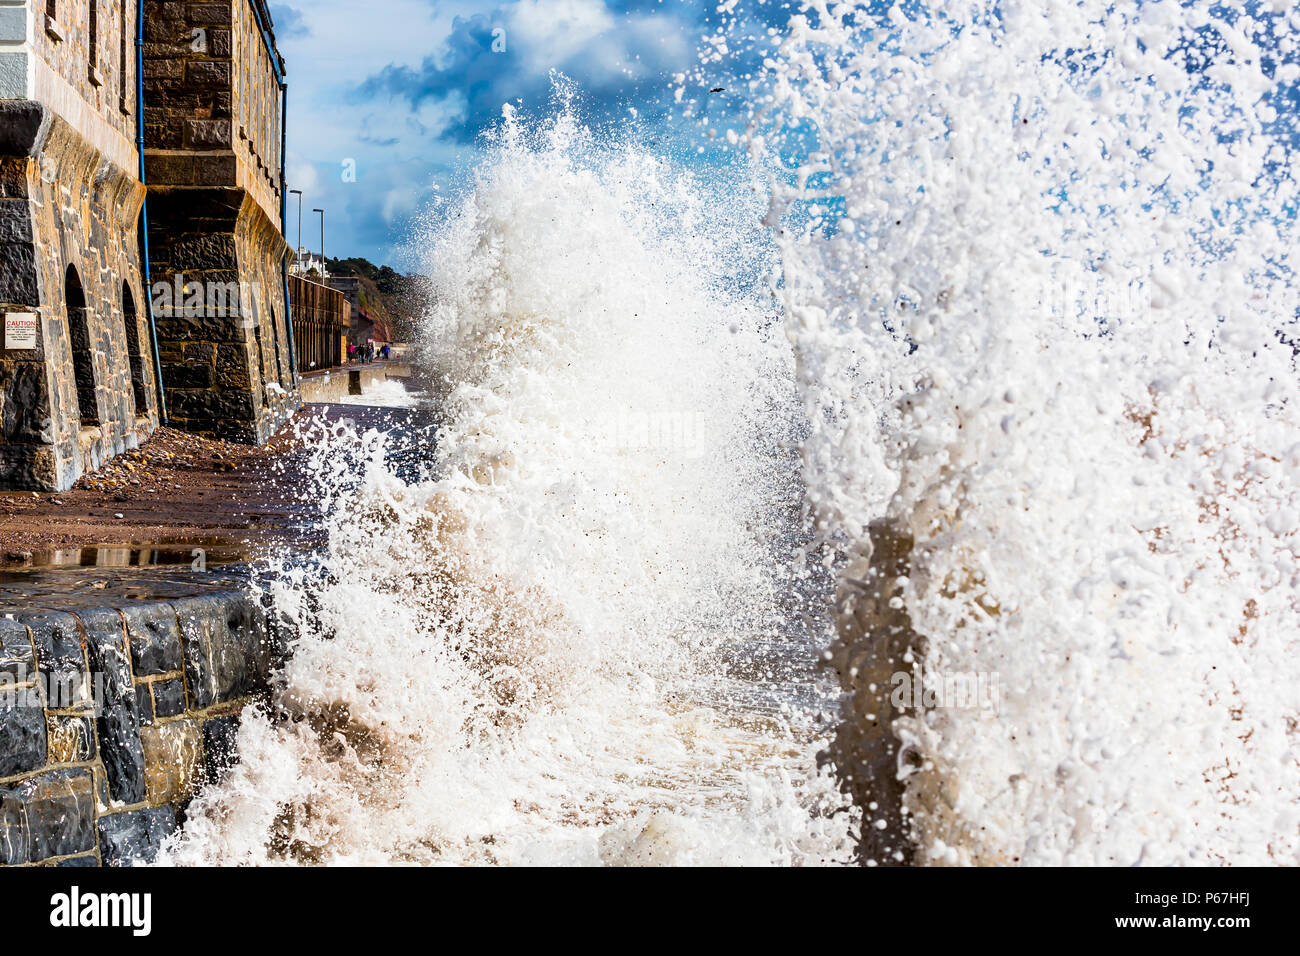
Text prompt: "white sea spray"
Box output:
[[160, 107, 854, 866], [708, 0, 1300, 864]]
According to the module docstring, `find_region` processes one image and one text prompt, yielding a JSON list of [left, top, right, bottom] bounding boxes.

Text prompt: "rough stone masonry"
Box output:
[[0, 584, 291, 866], [0, 0, 299, 491]]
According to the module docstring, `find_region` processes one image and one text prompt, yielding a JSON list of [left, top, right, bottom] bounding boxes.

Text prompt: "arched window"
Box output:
[[122, 282, 148, 412], [65, 265, 100, 426]]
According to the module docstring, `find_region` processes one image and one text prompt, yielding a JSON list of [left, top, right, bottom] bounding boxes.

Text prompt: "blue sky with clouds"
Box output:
[[269, 2, 1300, 267], [269, 0, 788, 267]]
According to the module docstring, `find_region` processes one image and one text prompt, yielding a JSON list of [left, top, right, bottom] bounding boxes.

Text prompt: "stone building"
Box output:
[[0, 0, 158, 490], [0, 0, 297, 491], [142, 0, 297, 444]]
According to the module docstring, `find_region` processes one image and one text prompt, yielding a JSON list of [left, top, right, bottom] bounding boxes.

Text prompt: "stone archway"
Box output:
[[65, 264, 100, 427], [121, 281, 149, 413]]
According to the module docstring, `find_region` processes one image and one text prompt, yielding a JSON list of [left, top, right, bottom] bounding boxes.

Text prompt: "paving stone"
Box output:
[[97, 805, 178, 866]]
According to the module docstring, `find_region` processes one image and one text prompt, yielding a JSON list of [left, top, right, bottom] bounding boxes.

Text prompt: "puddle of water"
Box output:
[[329, 378, 424, 408], [0, 541, 251, 571], [0, 541, 264, 610], [0, 565, 254, 610]]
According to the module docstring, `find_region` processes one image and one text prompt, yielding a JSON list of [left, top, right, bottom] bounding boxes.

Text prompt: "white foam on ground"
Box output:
[[329, 377, 421, 408]]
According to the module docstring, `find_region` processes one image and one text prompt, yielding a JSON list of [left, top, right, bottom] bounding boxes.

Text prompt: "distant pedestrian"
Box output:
[[347, 343, 356, 364]]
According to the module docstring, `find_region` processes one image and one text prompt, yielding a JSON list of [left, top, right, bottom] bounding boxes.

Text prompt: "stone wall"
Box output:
[[1, 1, 299, 485], [0, 0, 160, 492], [0, 588, 288, 866], [142, 0, 298, 444], [20, 0, 140, 136], [145, 186, 296, 441], [297, 361, 411, 404]]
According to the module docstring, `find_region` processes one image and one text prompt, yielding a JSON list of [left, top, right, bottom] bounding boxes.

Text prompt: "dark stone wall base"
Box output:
[[147, 183, 299, 446], [0, 588, 291, 867]]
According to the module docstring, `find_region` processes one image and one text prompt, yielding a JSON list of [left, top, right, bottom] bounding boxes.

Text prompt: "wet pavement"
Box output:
[[0, 404, 429, 562]]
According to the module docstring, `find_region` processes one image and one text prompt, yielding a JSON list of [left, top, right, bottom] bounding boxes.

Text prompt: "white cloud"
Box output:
[[508, 0, 617, 73]]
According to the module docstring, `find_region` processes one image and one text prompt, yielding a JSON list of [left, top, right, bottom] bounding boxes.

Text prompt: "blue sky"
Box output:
[[269, 1, 1298, 267], [269, 0, 786, 267]]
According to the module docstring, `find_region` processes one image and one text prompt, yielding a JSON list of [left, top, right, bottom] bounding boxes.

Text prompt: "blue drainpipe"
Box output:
[[136, 0, 167, 424]]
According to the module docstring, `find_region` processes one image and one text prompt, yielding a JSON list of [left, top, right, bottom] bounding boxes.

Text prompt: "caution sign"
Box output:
[[4, 312, 38, 350]]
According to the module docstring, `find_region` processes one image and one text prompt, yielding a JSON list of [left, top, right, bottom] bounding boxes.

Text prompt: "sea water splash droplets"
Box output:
[[161, 109, 854, 866], [723, 0, 1300, 865]]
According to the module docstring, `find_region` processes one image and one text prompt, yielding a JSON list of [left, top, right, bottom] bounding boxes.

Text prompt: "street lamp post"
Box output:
[[290, 189, 302, 264]]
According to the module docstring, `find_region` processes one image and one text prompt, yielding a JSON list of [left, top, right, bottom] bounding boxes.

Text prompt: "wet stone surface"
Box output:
[[97, 805, 178, 867], [0, 693, 47, 777], [46, 714, 96, 763], [0, 616, 36, 681], [0, 768, 96, 865], [0, 565, 253, 612], [140, 719, 203, 806], [80, 608, 147, 806], [0, 556, 291, 865], [177, 592, 273, 709], [153, 678, 187, 718], [202, 714, 241, 784], [122, 600, 185, 676], [0, 416, 335, 865], [135, 682, 154, 726], [21, 610, 91, 712]]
